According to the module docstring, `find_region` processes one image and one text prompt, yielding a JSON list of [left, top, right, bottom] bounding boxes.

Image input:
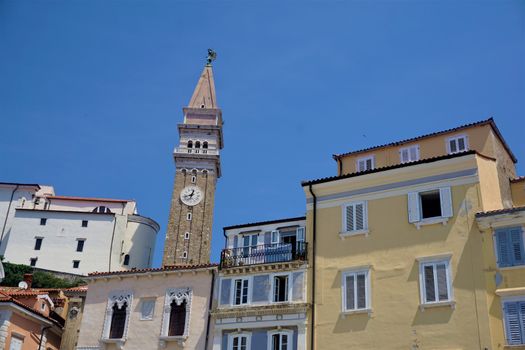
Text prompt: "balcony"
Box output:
[[220, 242, 307, 269], [174, 147, 219, 156]]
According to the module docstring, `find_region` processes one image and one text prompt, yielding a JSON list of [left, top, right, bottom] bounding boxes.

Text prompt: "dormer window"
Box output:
[[356, 156, 374, 172], [447, 135, 468, 154]]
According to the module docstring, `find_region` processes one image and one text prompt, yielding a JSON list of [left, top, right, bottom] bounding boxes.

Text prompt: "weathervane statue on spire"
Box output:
[[206, 49, 217, 66]]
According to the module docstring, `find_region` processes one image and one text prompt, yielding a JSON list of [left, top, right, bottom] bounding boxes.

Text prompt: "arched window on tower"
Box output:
[[109, 302, 127, 339], [195, 141, 201, 149], [202, 141, 208, 149], [187, 140, 193, 149], [168, 300, 187, 336], [93, 206, 112, 214]]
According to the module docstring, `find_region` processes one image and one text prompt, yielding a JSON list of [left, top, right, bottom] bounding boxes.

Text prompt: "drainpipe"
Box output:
[[204, 268, 216, 350], [308, 184, 317, 350], [38, 325, 52, 350], [1, 185, 19, 248]]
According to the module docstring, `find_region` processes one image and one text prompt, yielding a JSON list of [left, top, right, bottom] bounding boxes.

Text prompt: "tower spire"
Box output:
[[188, 49, 218, 109]]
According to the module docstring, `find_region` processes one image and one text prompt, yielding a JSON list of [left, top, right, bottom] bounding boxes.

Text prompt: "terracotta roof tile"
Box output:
[[476, 206, 525, 218], [47, 195, 133, 203], [511, 176, 525, 183], [88, 263, 218, 277]]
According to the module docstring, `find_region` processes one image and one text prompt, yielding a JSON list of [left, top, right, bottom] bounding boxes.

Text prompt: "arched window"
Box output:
[[202, 141, 208, 149], [93, 206, 112, 214], [123, 254, 130, 266], [187, 140, 193, 148], [168, 300, 187, 336], [109, 302, 127, 339], [195, 141, 201, 149]]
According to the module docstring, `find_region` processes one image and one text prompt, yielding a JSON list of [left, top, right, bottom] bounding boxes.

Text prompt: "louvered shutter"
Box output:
[[496, 230, 511, 267], [436, 263, 449, 301], [346, 205, 354, 231], [356, 273, 367, 309], [439, 187, 453, 218], [355, 203, 364, 230], [408, 192, 420, 223], [505, 301, 523, 345], [423, 265, 436, 302], [264, 231, 271, 245], [345, 275, 355, 310], [510, 228, 525, 265], [296, 227, 305, 241]]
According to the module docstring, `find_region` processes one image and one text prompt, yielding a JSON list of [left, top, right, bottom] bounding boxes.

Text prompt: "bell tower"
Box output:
[[163, 51, 223, 266]]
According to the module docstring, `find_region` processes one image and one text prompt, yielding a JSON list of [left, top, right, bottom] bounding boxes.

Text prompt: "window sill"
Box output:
[[503, 345, 525, 350], [339, 229, 369, 240], [498, 265, 525, 271], [413, 217, 448, 230], [419, 300, 455, 311], [100, 338, 126, 350], [159, 336, 187, 347], [340, 308, 372, 318]]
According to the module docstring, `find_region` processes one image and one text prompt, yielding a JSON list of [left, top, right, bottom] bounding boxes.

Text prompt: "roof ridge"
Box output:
[[88, 263, 218, 277]]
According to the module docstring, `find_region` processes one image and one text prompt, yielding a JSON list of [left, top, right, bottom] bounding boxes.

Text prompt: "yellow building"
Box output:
[[301, 118, 521, 349]]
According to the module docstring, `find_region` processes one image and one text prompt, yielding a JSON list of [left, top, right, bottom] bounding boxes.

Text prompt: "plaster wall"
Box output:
[[5, 312, 60, 350], [77, 270, 214, 350], [47, 199, 135, 215], [511, 180, 525, 207]]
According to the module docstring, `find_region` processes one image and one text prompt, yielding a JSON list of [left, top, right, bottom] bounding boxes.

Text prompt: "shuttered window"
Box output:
[[357, 156, 374, 172], [342, 269, 370, 312], [495, 227, 525, 268], [408, 187, 453, 223], [343, 202, 368, 232], [504, 301, 525, 345], [420, 260, 452, 304], [447, 135, 468, 154], [229, 334, 251, 350], [400, 145, 420, 163]]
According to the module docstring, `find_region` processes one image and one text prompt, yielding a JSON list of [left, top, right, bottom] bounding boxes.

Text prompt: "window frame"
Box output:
[[76, 239, 86, 252], [399, 145, 420, 163], [446, 134, 469, 154], [341, 267, 371, 314], [494, 227, 525, 268], [101, 291, 133, 341], [81, 220, 88, 228], [271, 272, 292, 303], [418, 257, 453, 306], [34, 237, 43, 251], [160, 288, 192, 339], [231, 277, 250, 306], [341, 201, 368, 236], [356, 155, 375, 172], [72, 260, 80, 269], [40, 218, 47, 226], [29, 258, 37, 267], [228, 332, 252, 350], [408, 187, 453, 228], [501, 296, 525, 345], [267, 329, 293, 350], [139, 298, 156, 321]]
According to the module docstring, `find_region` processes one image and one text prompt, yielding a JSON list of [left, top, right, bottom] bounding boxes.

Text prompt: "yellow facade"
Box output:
[[304, 119, 522, 350]]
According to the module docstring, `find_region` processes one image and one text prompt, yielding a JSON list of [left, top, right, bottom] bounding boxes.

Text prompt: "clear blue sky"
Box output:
[[1, 0, 524, 267]]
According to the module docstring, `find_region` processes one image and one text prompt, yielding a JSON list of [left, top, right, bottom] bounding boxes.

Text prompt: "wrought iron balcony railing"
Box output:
[[220, 242, 308, 269]]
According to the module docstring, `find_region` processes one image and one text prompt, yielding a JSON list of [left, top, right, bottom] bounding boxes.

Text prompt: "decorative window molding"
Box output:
[[341, 201, 368, 238], [267, 329, 293, 350], [418, 258, 454, 310], [159, 287, 192, 345], [228, 332, 251, 350], [101, 290, 133, 343], [446, 134, 469, 154], [356, 155, 375, 172], [399, 145, 420, 163], [341, 268, 371, 316]]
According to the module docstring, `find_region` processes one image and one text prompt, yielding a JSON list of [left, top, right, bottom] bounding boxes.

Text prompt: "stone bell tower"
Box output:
[[162, 51, 223, 266]]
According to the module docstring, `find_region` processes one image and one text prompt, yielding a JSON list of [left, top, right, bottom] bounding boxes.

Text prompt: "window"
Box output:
[[123, 254, 130, 266], [271, 230, 279, 244], [342, 201, 368, 233], [34, 237, 43, 250], [233, 278, 249, 305], [40, 218, 47, 226], [342, 269, 370, 312], [268, 330, 293, 350], [447, 135, 468, 154], [495, 227, 525, 268], [109, 302, 128, 339], [203, 141, 208, 149], [182, 251, 188, 259], [76, 239, 85, 252], [273, 275, 289, 302], [184, 232, 190, 240], [161, 288, 191, 338], [191, 176, 196, 183], [357, 156, 374, 172], [41, 302, 46, 311], [93, 206, 112, 214], [30, 258, 37, 267], [8, 335, 23, 350], [186, 212, 192, 221], [503, 300, 525, 345], [419, 259, 452, 305], [195, 141, 201, 148], [168, 300, 186, 336], [229, 334, 251, 350], [73, 260, 80, 269], [408, 187, 453, 224], [187, 140, 193, 148], [140, 299, 155, 320], [400, 145, 420, 163], [81, 220, 88, 227]]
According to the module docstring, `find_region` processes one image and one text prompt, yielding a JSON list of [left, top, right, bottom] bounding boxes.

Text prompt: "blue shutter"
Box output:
[[510, 228, 525, 266], [496, 230, 511, 267], [505, 301, 523, 345], [520, 302, 525, 345]]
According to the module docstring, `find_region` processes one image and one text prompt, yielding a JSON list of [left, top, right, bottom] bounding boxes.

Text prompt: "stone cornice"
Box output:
[[220, 261, 308, 275], [211, 303, 310, 319]]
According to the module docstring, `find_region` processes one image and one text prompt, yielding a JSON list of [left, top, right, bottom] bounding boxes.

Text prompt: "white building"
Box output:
[[0, 182, 159, 275]]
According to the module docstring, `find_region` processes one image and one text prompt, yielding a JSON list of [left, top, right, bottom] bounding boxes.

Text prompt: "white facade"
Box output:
[[0, 182, 159, 275]]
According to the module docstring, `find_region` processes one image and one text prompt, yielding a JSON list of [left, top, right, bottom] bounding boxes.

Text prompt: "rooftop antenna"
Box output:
[[206, 49, 217, 66]]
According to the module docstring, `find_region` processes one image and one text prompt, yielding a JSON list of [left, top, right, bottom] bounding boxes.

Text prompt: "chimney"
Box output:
[[23, 274, 33, 289]]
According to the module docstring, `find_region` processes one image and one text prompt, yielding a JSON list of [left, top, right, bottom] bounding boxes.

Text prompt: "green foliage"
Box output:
[[0, 259, 85, 289]]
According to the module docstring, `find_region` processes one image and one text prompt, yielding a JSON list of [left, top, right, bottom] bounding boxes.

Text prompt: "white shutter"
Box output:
[[408, 192, 420, 223], [296, 227, 305, 241], [271, 230, 279, 244], [439, 187, 453, 218]]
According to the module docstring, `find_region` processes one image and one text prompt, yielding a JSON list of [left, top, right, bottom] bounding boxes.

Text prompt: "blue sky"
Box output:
[[1, 0, 524, 267]]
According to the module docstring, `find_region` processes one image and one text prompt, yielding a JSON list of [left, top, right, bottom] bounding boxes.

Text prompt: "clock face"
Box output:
[[180, 185, 203, 206]]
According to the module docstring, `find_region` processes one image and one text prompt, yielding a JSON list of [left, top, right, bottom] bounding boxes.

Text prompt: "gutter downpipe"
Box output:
[[1, 185, 19, 248], [204, 268, 216, 350], [308, 184, 317, 350], [38, 325, 52, 350], [108, 203, 124, 271]]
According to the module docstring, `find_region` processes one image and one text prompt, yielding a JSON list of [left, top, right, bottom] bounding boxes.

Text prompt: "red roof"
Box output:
[[511, 176, 525, 183], [0, 291, 62, 326], [476, 206, 525, 218], [47, 195, 133, 203], [88, 263, 218, 277]]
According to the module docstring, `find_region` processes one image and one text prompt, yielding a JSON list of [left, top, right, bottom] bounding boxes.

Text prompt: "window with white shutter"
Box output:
[[419, 259, 452, 305], [233, 278, 249, 305], [228, 333, 251, 350], [407, 187, 453, 226], [400, 145, 420, 163], [447, 135, 469, 154], [342, 202, 368, 234], [342, 269, 370, 312], [356, 156, 375, 172], [503, 300, 525, 345], [495, 227, 525, 268]]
